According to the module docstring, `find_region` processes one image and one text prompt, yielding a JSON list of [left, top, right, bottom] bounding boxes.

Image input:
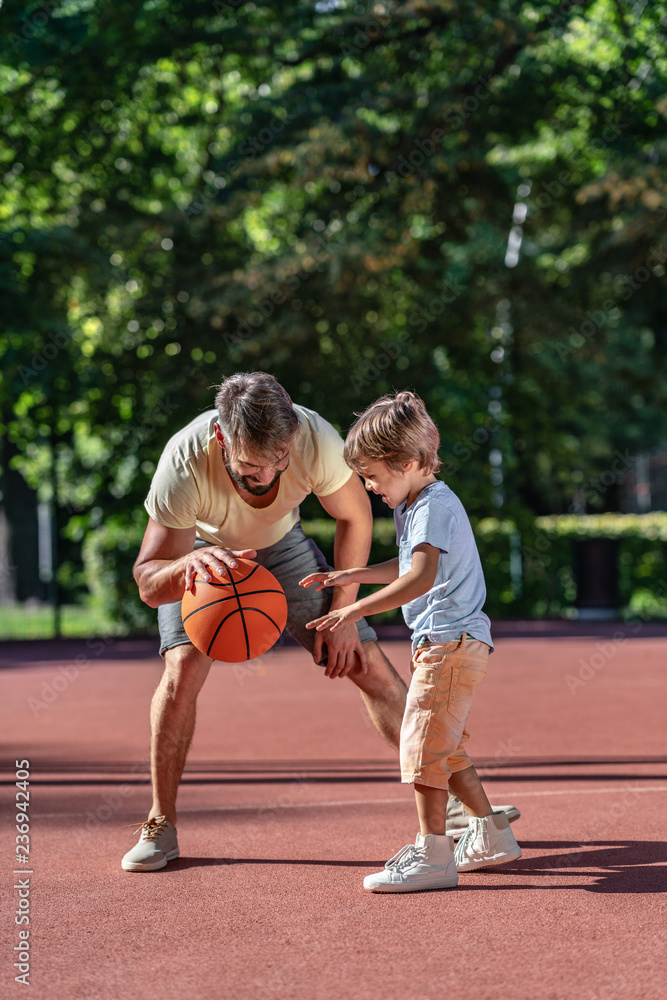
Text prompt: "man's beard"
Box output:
[[224, 462, 283, 496]]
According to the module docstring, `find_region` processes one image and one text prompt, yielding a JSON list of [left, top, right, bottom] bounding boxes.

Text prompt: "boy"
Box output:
[[300, 391, 521, 892]]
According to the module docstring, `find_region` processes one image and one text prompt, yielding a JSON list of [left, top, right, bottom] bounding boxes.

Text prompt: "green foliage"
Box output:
[[82, 508, 155, 632], [505, 513, 667, 619], [1, 1, 666, 619], [0, 603, 116, 641], [303, 513, 667, 623]]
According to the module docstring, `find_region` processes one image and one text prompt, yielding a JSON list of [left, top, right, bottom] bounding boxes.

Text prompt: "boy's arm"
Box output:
[[299, 558, 399, 590], [305, 543, 439, 632]]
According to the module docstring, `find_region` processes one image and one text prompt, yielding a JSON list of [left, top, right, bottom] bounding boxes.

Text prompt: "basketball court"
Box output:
[[2, 622, 666, 999]]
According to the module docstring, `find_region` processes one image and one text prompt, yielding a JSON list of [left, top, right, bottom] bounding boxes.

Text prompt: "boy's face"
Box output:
[[359, 458, 414, 510]]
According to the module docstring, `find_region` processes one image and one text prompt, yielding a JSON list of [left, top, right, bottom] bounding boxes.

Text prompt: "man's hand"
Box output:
[[184, 545, 257, 591], [311, 620, 368, 679], [299, 568, 360, 592]]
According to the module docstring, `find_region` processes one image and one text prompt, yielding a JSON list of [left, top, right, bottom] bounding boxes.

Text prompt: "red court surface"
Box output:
[[2, 624, 666, 1000]]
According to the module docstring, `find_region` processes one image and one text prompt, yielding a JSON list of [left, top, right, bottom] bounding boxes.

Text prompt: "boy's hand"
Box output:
[[299, 568, 359, 591], [306, 603, 363, 633]]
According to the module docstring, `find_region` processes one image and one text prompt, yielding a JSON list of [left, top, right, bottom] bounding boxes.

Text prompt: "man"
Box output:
[[122, 371, 517, 871]]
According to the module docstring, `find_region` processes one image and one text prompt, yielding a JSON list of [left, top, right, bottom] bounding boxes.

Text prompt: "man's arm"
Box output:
[[316, 472, 373, 607], [312, 473, 373, 678], [133, 518, 256, 608]]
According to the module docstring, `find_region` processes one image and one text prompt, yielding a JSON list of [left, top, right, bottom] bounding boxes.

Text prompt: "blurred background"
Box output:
[[1, 0, 666, 639]]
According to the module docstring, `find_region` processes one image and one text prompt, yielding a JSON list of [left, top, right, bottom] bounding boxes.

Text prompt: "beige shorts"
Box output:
[[400, 634, 489, 790]]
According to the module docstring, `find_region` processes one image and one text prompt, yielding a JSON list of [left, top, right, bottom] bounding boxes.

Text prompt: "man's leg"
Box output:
[[254, 526, 408, 749], [149, 643, 213, 826], [448, 764, 492, 817], [343, 640, 407, 749]]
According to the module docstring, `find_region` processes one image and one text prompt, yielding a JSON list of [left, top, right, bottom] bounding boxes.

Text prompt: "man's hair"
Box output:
[[344, 390, 441, 474], [214, 372, 300, 457]]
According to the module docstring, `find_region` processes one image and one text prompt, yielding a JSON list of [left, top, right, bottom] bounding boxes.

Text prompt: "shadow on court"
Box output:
[[2, 632, 666, 999]]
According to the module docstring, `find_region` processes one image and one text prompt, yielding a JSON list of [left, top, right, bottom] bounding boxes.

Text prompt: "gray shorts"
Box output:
[[157, 522, 377, 660]]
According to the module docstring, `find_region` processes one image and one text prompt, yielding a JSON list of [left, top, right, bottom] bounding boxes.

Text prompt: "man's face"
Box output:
[[224, 443, 290, 496], [213, 423, 290, 495]]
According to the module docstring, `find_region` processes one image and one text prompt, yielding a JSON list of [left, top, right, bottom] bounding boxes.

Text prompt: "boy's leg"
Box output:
[[364, 780, 459, 893], [447, 717, 522, 871], [414, 782, 448, 836], [400, 636, 486, 791]]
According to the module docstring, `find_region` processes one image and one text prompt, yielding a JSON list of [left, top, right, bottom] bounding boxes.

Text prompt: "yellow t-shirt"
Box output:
[[144, 405, 352, 550]]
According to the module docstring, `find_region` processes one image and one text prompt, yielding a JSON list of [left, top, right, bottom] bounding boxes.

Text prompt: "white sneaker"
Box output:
[[363, 833, 459, 893], [446, 795, 521, 840], [454, 811, 522, 871], [121, 816, 179, 872]]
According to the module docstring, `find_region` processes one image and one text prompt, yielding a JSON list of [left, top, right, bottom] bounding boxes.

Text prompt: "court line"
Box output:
[[31, 784, 667, 819], [176, 784, 667, 810]]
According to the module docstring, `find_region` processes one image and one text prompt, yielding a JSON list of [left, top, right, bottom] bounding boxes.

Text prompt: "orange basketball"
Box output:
[[181, 558, 287, 662]]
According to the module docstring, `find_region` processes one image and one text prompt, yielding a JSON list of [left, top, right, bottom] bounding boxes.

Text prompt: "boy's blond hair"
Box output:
[[344, 390, 441, 474]]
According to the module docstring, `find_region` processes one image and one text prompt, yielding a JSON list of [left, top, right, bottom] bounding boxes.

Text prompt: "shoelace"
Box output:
[[384, 843, 415, 869], [384, 844, 427, 872], [125, 816, 169, 841]]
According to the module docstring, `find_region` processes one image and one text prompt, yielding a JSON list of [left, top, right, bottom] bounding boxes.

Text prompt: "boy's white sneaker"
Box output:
[[121, 816, 179, 872], [363, 833, 459, 893], [454, 811, 522, 871]]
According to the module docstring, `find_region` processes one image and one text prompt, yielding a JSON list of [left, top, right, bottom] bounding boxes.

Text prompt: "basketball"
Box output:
[[181, 559, 288, 662]]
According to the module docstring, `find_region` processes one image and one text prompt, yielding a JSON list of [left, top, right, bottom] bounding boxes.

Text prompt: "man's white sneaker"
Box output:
[[446, 795, 521, 840], [363, 833, 459, 893], [121, 816, 179, 872], [454, 811, 522, 871]]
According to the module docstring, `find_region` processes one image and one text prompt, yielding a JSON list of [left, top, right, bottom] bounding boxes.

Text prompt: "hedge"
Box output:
[[302, 513, 667, 622], [80, 512, 667, 634]]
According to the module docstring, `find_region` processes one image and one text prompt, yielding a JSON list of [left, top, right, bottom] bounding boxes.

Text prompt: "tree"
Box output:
[[1, 0, 665, 620]]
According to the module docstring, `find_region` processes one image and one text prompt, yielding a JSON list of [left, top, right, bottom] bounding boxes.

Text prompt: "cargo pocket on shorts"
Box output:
[[446, 661, 465, 724]]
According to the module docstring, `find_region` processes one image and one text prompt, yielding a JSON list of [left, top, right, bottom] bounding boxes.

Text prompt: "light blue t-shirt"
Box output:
[[394, 481, 493, 652]]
